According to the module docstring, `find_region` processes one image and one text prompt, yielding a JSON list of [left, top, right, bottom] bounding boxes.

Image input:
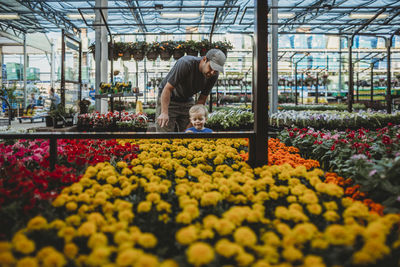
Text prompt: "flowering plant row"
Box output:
[[1, 138, 399, 267], [0, 139, 139, 240], [206, 109, 253, 131], [278, 103, 367, 111], [77, 111, 149, 131], [270, 110, 400, 130], [279, 124, 400, 213]]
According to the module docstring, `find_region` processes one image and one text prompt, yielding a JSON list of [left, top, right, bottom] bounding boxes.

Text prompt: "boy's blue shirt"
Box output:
[[185, 127, 213, 133]]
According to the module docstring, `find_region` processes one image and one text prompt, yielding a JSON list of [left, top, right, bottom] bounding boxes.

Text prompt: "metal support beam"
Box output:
[[95, 0, 108, 113], [270, 0, 278, 114], [295, 63, 298, 105], [125, 0, 148, 32], [23, 34, 27, 109], [315, 72, 319, 104], [386, 30, 399, 114], [61, 30, 65, 111], [210, 8, 219, 43], [15, 0, 80, 35], [370, 63, 374, 105], [249, 0, 268, 167]]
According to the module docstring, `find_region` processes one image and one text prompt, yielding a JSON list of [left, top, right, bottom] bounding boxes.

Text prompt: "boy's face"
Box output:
[[190, 112, 206, 130]]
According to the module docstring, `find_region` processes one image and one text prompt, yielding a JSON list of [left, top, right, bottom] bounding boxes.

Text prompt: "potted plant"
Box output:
[[172, 41, 185, 60], [212, 40, 233, 56], [146, 41, 160, 61], [64, 107, 76, 127], [122, 42, 132, 61], [198, 39, 211, 56], [49, 105, 66, 128], [185, 40, 199, 56], [130, 41, 147, 61], [159, 41, 174, 61], [78, 99, 91, 114], [110, 42, 124, 61]]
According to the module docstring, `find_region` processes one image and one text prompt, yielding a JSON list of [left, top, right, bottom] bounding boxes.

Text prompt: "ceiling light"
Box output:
[[160, 12, 200, 19], [67, 13, 95, 20], [349, 13, 388, 19], [268, 13, 295, 19], [0, 13, 20, 20]]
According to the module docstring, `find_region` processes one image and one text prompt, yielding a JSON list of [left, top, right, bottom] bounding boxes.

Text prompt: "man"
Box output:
[[156, 48, 226, 132], [49, 87, 61, 110]]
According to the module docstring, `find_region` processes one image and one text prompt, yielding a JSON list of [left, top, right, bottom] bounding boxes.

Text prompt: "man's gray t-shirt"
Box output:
[[158, 56, 218, 102]]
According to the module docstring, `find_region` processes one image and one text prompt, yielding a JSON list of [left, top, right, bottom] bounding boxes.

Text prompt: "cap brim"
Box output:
[[210, 61, 224, 73]]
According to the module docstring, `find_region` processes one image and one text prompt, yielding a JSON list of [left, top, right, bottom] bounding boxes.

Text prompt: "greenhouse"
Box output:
[[0, 0, 400, 266]]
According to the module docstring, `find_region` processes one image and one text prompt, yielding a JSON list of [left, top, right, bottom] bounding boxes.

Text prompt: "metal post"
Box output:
[[216, 83, 219, 107], [79, 34, 82, 102], [110, 40, 114, 84], [209, 88, 213, 113], [61, 30, 65, 112], [338, 37, 342, 98], [295, 63, 298, 105], [356, 72, 359, 101], [49, 137, 57, 171], [23, 34, 27, 110], [386, 36, 392, 114], [270, 0, 278, 114], [315, 72, 319, 104], [348, 36, 354, 112], [50, 39, 55, 89], [301, 72, 304, 104], [248, 0, 268, 167], [370, 63, 374, 105]]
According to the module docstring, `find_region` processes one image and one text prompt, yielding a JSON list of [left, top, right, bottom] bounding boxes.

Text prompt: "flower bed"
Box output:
[[0, 139, 139, 240], [1, 138, 400, 266], [77, 111, 149, 132], [279, 124, 400, 213]]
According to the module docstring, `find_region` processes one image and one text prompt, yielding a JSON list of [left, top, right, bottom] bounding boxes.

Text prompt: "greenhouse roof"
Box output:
[[0, 0, 399, 37]]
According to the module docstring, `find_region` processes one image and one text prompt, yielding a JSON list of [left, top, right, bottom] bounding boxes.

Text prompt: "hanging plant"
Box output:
[[198, 39, 211, 57], [212, 40, 233, 56], [146, 41, 160, 61], [172, 41, 186, 60], [185, 40, 199, 56], [131, 41, 147, 62], [159, 41, 174, 61], [122, 42, 132, 61]]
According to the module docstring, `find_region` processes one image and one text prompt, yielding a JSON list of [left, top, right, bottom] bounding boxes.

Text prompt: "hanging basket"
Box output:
[[133, 51, 145, 62], [122, 51, 131, 61], [199, 48, 208, 57], [186, 49, 198, 57], [160, 50, 172, 61], [146, 51, 159, 61], [173, 50, 185, 60]]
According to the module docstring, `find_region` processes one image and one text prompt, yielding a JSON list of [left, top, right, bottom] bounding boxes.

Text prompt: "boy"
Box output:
[[185, 104, 213, 133]]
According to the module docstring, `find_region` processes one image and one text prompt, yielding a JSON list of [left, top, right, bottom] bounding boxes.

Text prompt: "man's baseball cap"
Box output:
[[206, 49, 226, 73]]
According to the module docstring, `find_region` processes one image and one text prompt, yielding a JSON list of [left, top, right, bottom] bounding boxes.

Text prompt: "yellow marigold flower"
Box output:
[[323, 201, 338, 211], [87, 212, 106, 227], [16, 257, 38, 267], [137, 201, 152, 213], [156, 201, 172, 213], [116, 248, 142, 266], [86, 247, 111, 266], [235, 252, 255, 266], [122, 167, 133, 176], [213, 155, 224, 165], [175, 169, 186, 178], [184, 204, 200, 219], [215, 239, 239, 258], [282, 246, 303, 262], [286, 195, 297, 203], [307, 204, 322, 215], [65, 215, 81, 226], [176, 225, 198, 245], [135, 254, 159, 267], [117, 161, 128, 169], [203, 215, 219, 229], [88, 232, 108, 249], [176, 212, 193, 224], [27, 216, 48, 231], [52, 194, 67, 207], [114, 231, 132, 245], [323, 211, 340, 222], [14, 237, 35, 255], [352, 250, 374, 265], [64, 243, 78, 259], [234, 227, 257, 247], [324, 225, 354, 246], [299, 192, 319, 204], [275, 223, 291, 236], [252, 260, 272, 267], [0, 251, 15, 266], [146, 193, 161, 203], [311, 238, 329, 250], [106, 175, 118, 185], [303, 255, 326, 267], [85, 166, 98, 177], [214, 219, 236, 236], [118, 210, 134, 223], [200, 191, 221, 207], [77, 221, 97, 236], [77, 193, 91, 203], [343, 202, 369, 219], [42, 250, 66, 267], [0, 242, 11, 253], [138, 233, 157, 248], [49, 219, 65, 230], [160, 259, 179, 267], [275, 206, 290, 220], [363, 241, 390, 261], [187, 242, 214, 267], [269, 191, 279, 200], [58, 226, 76, 242], [199, 229, 214, 240]]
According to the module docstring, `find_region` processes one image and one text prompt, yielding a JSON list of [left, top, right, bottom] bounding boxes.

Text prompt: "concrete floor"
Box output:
[[0, 117, 46, 133]]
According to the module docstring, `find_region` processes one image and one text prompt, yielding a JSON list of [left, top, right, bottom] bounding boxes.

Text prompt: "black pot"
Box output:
[[160, 51, 172, 61], [186, 49, 198, 57], [133, 51, 144, 61], [122, 51, 131, 61], [146, 51, 159, 61], [173, 50, 185, 60], [65, 116, 74, 127], [45, 116, 53, 127], [53, 117, 64, 128]]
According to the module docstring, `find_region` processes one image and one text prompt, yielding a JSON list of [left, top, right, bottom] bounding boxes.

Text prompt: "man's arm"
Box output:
[[196, 94, 208, 105], [157, 82, 174, 128]]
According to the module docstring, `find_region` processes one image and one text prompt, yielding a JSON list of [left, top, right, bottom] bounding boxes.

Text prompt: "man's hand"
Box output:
[[157, 113, 169, 128]]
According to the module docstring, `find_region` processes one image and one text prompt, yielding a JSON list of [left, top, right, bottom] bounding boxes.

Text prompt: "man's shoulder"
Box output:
[[177, 56, 200, 66]]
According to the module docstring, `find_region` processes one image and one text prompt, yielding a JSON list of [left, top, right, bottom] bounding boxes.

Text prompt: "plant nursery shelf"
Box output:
[[94, 92, 143, 99]]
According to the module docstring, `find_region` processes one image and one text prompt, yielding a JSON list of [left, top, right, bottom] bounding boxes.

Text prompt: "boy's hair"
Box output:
[[189, 104, 208, 117]]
